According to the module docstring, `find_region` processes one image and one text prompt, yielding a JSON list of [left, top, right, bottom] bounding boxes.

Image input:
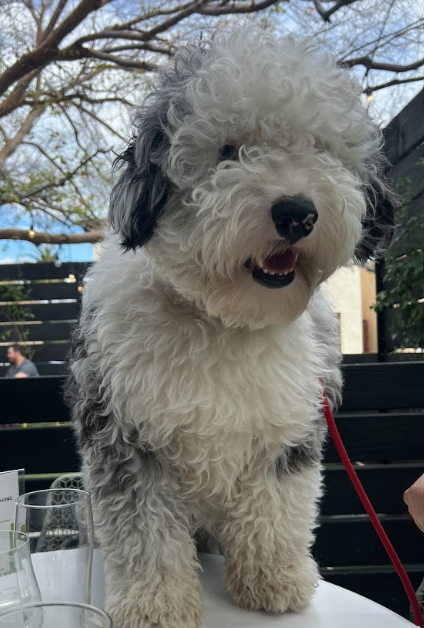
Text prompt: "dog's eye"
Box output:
[[219, 145, 239, 162]]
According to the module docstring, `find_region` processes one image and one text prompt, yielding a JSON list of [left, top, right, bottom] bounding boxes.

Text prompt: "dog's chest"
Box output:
[[123, 315, 324, 499]]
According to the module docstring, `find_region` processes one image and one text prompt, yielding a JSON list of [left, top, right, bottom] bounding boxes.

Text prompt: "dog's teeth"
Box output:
[[263, 268, 269, 274], [268, 271, 275, 276], [257, 259, 264, 269]]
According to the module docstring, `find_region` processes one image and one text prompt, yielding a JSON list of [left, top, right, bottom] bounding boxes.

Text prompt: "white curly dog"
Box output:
[[66, 28, 395, 628]]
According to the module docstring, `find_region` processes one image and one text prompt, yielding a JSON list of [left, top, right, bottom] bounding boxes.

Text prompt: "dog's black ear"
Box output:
[[354, 167, 398, 263], [109, 117, 171, 251]]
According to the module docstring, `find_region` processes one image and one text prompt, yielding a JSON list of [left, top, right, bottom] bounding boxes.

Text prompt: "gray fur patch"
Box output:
[[64, 328, 109, 447], [109, 42, 211, 250], [274, 416, 326, 477]]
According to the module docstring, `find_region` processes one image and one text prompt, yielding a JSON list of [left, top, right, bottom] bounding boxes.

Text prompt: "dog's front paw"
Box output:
[[107, 573, 203, 628], [225, 555, 319, 614]]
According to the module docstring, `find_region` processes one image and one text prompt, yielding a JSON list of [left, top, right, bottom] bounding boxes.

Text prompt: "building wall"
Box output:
[[322, 265, 378, 354], [322, 266, 363, 354], [360, 266, 378, 353]]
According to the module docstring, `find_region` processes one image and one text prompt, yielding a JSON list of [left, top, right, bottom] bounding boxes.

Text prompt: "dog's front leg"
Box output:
[[221, 458, 321, 614], [85, 441, 203, 628]]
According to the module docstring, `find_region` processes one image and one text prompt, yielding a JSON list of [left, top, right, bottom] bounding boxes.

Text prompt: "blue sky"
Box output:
[[0, 212, 94, 264], [0, 239, 94, 264]]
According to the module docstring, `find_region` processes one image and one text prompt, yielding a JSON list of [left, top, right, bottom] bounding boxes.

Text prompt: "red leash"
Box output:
[[322, 391, 423, 627]]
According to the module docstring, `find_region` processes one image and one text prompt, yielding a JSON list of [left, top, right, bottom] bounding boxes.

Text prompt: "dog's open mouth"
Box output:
[[245, 250, 298, 289]]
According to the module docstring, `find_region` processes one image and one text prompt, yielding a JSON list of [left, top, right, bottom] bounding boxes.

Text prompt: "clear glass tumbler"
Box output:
[[0, 602, 113, 628], [0, 531, 41, 612], [15, 490, 94, 604]]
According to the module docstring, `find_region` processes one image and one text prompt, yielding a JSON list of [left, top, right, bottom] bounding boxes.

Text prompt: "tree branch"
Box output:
[[60, 47, 158, 71], [198, 0, 284, 15], [312, 0, 330, 22], [103, 43, 173, 56], [316, 0, 358, 22], [0, 228, 104, 245], [344, 55, 424, 72], [0, 106, 44, 167], [76, 104, 127, 140], [365, 75, 424, 94], [39, 0, 70, 44], [0, 0, 113, 97], [0, 70, 40, 119]]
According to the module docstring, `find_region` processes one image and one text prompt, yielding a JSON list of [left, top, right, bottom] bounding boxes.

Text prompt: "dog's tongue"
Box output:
[[263, 250, 296, 273]]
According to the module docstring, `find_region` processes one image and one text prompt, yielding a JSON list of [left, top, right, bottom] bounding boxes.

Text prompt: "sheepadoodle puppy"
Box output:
[[66, 28, 395, 628]]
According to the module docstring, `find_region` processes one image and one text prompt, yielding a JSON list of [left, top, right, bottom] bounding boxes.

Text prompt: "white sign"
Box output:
[[0, 470, 20, 572], [0, 469, 19, 532]]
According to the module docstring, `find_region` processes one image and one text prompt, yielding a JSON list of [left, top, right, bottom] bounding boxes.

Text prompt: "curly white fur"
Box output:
[[66, 28, 395, 628]]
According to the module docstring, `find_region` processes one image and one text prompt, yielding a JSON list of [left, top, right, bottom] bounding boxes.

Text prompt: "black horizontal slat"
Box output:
[[0, 303, 78, 324], [324, 412, 424, 463], [0, 301, 78, 322], [341, 353, 378, 364], [0, 376, 69, 423], [322, 463, 423, 516], [0, 262, 90, 281], [341, 362, 424, 410], [0, 321, 74, 342], [315, 516, 424, 567], [26, 343, 69, 362], [25, 282, 80, 301], [323, 567, 424, 619], [0, 426, 79, 474]]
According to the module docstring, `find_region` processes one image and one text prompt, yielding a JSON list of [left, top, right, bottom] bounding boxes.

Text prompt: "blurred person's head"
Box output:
[[7, 344, 25, 365]]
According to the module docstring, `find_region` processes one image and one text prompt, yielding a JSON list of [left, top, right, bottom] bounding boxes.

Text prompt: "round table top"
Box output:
[[89, 551, 416, 627]]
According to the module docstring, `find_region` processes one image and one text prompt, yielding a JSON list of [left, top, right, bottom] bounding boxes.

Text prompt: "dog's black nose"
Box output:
[[271, 196, 318, 245]]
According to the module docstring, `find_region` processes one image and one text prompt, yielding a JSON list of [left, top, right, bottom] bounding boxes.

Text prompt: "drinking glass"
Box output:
[[15, 490, 94, 604], [0, 602, 113, 628], [0, 531, 41, 612]]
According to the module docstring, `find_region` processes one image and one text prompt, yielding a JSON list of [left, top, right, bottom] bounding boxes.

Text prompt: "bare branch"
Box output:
[[339, 20, 424, 62], [198, 0, 284, 15], [365, 75, 424, 94], [0, 70, 40, 119], [40, 0, 70, 43], [344, 55, 424, 73], [312, 0, 330, 22], [0, 0, 114, 97], [0, 228, 104, 245], [144, 0, 210, 39], [0, 106, 44, 167], [21, 93, 134, 107], [14, 148, 109, 200], [0, 123, 9, 141], [317, 0, 358, 22], [103, 43, 173, 56], [77, 104, 127, 141], [61, 47, 158, 72]]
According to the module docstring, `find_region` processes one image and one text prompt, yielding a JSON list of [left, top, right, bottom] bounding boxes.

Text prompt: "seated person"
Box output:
[[5, 344, 39, 378]]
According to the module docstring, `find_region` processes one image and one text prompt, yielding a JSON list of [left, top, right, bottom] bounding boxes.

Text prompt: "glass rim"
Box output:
[[0, 530, 30, 554], [0, 601, 112, 623], [16, 488, 91, 510]]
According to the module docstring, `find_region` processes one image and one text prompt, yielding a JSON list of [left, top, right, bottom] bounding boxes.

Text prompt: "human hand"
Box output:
[[14, 372, 28, 378], [404, 473, 424, 532]]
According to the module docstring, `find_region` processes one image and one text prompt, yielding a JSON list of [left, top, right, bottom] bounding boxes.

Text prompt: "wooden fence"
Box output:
[[1, 361, 424, 619], [0, 262, 89, 376]]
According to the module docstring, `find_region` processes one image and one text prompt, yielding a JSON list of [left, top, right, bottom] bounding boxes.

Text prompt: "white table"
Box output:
[[89, 551, 417, 627]]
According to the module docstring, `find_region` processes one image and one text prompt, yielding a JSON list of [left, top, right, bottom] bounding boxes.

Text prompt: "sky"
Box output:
[[1, 0, 422, 264], [0, 213, 94, 264], [0, 240, 94, 264]]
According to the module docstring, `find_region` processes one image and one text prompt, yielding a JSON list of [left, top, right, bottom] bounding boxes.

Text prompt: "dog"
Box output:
[[66, 28, 395, 628]]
